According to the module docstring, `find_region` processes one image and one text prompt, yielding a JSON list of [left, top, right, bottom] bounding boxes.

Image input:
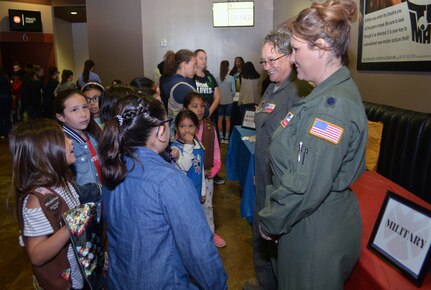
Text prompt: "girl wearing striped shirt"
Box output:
[[9, 119, 84, 289]]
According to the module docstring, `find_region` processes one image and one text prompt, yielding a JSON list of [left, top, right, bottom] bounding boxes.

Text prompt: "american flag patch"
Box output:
[[309, 118, 344, 144]]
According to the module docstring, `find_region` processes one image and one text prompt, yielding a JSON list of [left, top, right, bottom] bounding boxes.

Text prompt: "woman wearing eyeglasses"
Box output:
[[243, 30, 312, 290], [99, 95, 227, 290], [258, 0, 367, 289]]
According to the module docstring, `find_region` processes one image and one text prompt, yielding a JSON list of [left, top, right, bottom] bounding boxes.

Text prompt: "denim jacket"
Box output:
[[103, 147, 227, 289], [63, 124, 100, 186]]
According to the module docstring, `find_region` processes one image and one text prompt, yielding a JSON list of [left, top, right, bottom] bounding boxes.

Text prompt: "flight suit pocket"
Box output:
[[281, 143, 313, 194]]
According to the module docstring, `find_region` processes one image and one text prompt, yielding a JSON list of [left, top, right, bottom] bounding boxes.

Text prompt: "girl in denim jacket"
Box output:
[[99, 94, 227, 289], [55, 89, 102, 187]]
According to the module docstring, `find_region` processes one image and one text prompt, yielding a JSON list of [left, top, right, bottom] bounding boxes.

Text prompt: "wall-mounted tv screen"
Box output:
[[9, 9, 42, 32], [213, 1, 254, 27]]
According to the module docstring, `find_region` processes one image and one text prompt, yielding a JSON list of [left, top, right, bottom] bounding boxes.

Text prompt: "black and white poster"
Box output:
[[357, 0, 431, 71]]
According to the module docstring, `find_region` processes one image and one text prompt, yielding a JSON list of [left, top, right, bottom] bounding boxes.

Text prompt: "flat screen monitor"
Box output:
[[9, 9, 42, 32], [212, 1, 254, 27]]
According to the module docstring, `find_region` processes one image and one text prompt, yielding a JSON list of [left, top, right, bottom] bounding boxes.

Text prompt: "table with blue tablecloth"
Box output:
[[225, 126, 256, 223]]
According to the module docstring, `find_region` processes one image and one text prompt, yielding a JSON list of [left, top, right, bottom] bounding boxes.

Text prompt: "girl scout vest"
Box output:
[[18, 187, 71, 290], [201, 120, 215, 170]]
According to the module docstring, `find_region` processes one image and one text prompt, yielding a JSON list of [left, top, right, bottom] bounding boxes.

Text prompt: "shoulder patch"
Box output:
[[255, 101, 265, 113], [280, 112, 294, 128], [262, 103, 276, 113], [309, 118, 344, 144]]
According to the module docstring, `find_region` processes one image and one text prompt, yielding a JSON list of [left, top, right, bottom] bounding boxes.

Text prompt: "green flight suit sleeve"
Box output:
[[259, 112, 362, 236]]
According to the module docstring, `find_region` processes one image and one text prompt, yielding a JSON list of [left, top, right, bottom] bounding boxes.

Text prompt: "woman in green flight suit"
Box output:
[[258, 0, 368, 289]]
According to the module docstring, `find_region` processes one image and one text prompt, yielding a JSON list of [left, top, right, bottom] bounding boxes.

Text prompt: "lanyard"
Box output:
[[85, 137, 102, 183]]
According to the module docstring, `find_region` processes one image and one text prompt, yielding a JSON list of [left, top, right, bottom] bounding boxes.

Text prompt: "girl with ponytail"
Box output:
[[98, 95, 227, 289]]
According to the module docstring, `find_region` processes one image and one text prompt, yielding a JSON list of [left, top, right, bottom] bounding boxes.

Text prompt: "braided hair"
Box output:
[[99, 94, 166, 189]]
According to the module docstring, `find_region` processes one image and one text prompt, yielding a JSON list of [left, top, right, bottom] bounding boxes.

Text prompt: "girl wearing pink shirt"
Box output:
[[184, 92, 226, 248]]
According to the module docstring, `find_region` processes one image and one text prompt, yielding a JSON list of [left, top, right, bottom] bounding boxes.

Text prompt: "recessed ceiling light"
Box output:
[[70, 11, 78, 15]]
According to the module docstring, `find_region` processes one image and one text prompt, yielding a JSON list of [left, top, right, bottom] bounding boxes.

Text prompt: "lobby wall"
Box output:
[[86, 0, 143, 85], [140, 0, 273, 79], [53, 17, 75, 75]]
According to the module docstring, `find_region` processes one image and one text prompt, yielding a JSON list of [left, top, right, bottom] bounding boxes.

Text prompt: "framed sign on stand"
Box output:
[[368, 191, 431, 286]]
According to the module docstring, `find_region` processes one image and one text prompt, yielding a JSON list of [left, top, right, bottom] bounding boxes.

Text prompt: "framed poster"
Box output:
[[357, 0, 431, 71], [368, 191, 431, 286]]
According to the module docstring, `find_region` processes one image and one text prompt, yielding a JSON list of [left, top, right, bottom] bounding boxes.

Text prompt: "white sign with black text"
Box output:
[[368, 191, 431, 286], [242, 110, 255, 130]]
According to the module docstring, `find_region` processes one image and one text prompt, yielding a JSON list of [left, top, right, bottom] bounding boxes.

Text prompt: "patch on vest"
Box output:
[[59, 268, 71, 281], [34, 187, 50, 195], [44, 194, 62, 212]]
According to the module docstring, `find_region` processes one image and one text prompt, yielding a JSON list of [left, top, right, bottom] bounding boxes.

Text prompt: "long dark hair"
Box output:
[[60, 69, 73, 84], [99, 95, 166, 189], [9, 119, 74, 215], [101, 84, 137, 122], [219, 60, 229, 82], [183, 91, 204, 109], [82, 59, 95, 83], [55, 89, 102, 140], [229, 56, 244, 76], [241, 61, 260, 80]]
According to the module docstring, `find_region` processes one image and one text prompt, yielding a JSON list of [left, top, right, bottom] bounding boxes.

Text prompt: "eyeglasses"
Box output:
[[86, 96, 100, 103], [159, 117, 173, 126], [156, 118, 173, 137], [259, 54, 287, 66]]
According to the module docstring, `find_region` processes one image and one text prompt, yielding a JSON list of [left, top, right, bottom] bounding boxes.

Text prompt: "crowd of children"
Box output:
[[7, 52, 248, 289]]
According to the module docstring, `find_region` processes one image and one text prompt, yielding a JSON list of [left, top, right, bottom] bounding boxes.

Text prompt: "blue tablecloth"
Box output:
[[225, 126, 256, 223]]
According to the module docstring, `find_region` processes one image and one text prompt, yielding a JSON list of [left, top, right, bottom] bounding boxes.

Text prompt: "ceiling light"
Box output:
[[70, 11, 78, 15]]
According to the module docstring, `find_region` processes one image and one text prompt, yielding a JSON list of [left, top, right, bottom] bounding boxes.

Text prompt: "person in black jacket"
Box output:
[[21, 65, 44, 119], [0, 66, 12, 138], [43, 66, 59, 118]]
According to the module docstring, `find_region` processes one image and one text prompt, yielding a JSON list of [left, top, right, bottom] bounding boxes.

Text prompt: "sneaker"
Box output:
[[224, 138, 229, 144], [213, 174, 225, 185], [213, 233, 226, 248], [241, 278, 261, 290], [220, 137, 227, 144]]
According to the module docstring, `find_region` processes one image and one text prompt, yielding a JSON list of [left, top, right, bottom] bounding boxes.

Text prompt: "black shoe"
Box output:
[[214, 174, 225, 185]]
